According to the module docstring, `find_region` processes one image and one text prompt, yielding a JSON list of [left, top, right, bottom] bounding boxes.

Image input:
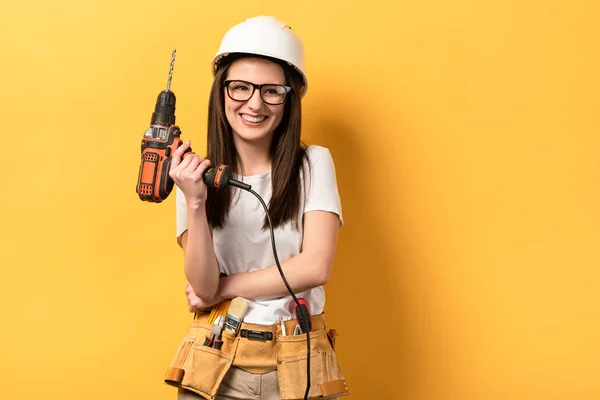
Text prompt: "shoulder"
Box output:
[[301, 144, 344, 226], [305, 144, 335, 166], [301, 144, 339, 185]]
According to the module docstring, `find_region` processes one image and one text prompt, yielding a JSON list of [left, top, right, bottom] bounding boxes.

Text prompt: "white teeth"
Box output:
[[242, 114, 266, 123]]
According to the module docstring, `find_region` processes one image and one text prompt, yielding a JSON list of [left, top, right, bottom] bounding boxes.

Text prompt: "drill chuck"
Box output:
[[151, 90, 176, 125]]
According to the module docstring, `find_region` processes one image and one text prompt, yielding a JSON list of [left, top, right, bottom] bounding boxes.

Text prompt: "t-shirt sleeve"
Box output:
[[175, 186, 189, 240], [304, 146, 344, 228]]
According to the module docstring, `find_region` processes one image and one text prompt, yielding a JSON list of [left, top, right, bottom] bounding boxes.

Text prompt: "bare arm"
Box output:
[[218, 210, 340, 300], [169, 140, 221, 301], [180, 203, 220, 301]]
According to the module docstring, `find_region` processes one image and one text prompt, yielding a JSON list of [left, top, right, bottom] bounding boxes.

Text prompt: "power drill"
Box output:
[[136, 49, 191, 202], [136, 50, 247, 203]]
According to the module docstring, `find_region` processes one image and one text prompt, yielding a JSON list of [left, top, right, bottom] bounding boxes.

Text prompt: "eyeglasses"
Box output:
[[224, 80, 292, 105]]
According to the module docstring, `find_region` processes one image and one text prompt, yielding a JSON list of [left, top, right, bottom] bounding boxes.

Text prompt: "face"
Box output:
[[224, 57, 287, 145]]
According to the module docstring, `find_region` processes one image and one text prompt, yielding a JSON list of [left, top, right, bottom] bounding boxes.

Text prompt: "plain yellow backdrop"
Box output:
[[1, 0, 599, 399]]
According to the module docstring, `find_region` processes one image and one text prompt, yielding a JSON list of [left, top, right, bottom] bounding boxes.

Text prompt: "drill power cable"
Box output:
[[247, 187, 312, 400], [209, 174, 313, 400]]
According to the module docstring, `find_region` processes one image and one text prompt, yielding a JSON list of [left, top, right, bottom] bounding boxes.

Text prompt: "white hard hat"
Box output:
[[211, 16, 308, 98]]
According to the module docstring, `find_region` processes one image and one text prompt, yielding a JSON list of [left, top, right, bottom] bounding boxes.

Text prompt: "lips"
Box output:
[[241, 113, 267, 125]]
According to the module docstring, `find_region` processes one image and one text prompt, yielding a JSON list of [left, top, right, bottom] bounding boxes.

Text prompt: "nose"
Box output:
[[247, 87, 264, 110]]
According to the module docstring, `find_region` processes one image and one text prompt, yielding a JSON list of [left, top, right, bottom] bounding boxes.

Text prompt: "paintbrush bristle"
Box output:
[[227, 297, 250, 318]]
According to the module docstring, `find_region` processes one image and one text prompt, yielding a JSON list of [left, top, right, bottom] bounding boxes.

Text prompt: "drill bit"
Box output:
[[167, 49, 176, 91], [151, 49, 177, 126]]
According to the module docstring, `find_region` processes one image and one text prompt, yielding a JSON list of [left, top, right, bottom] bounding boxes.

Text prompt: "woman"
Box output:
[[165, 15, 347, 400]]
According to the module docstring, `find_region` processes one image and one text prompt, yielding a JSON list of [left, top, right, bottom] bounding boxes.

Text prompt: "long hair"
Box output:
[[205, 54, 309, 230]]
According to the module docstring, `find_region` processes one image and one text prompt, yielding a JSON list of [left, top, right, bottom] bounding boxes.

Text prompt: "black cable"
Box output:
[[208, 171, 312, 399], [246, 188, 311, 400]]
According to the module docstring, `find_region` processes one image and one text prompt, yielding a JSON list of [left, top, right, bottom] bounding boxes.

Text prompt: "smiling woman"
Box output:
[[163, 15, 349, 400]]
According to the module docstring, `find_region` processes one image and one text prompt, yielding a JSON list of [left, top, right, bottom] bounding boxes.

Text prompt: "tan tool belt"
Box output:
[[164, 309, 349, 400]]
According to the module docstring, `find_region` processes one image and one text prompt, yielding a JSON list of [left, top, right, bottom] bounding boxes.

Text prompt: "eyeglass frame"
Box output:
[[223, 80, 292, 105]]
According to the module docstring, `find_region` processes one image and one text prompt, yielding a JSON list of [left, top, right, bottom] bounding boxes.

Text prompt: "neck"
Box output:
[[233, 135, 273, 176]]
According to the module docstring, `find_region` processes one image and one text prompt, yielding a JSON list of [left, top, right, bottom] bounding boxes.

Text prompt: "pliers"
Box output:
[[203, 315, 224, 350]]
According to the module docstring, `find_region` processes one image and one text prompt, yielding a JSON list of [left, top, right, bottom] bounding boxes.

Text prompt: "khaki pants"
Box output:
[[177, 367, 280, 400]]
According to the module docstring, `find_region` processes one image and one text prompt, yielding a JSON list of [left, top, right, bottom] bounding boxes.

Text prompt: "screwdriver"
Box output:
[[292, 298, 312, 333]]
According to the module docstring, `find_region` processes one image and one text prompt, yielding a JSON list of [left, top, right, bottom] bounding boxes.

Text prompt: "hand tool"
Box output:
[[203, 316, 222, 347], [293, 324, 302, 335], [280, 321, 286, 336], [292, 298, 312, 333], [224, 297, 251, 335], [203, 316, 225, 349], [213, 316, 225, 350]]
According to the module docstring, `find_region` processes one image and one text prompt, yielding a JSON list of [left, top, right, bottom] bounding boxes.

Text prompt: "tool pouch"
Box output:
[[164, 322, 239, 400], [276, 328, 349, 399]]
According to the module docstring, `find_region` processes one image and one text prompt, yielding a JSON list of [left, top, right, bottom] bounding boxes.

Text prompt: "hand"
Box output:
[[185, 283, 221, 313], [169, 141, 212, 206]]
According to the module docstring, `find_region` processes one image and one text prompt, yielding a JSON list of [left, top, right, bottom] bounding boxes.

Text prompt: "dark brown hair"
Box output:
[[205, 54, 309, 230]]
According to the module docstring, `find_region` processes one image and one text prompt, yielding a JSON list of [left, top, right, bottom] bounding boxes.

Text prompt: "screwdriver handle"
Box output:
[[293, 298, 312, 333]]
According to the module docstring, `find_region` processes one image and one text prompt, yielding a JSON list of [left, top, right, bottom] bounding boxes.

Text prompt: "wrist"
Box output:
[[186, 200, 206, 213], [219, 275, 234, 300]]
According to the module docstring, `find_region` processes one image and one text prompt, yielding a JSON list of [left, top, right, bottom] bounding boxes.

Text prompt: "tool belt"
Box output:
[[164, 309, 349, 400]]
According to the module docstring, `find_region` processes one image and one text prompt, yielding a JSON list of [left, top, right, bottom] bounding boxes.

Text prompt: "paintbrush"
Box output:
[[224, 297, 250, 334]]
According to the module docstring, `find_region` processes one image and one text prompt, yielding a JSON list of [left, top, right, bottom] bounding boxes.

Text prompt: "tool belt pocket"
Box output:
[[276, 329, 348, 399], [164, 324, 239, 400]]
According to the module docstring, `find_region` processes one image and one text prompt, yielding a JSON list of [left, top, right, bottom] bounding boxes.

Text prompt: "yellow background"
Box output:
[[1, 0, 599, 399]]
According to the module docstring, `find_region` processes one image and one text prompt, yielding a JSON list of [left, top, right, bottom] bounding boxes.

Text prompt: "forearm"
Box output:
[[184, 203, 220, 300], [219, 251, 332, 301]]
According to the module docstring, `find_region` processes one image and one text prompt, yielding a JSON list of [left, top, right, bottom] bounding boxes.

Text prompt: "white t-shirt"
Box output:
[[175, 144, 343, 324]]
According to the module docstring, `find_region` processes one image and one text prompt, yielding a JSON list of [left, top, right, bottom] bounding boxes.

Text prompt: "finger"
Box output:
[[172, 154, 198, 180], [185, 284, 196, 297], [190, 298, 201, 309], [176, 153, 197, 173], [182, 152, 197, 165], [185, 154, 203, 173], [171, 140, 191, 169], [191, 159, 212, 182]]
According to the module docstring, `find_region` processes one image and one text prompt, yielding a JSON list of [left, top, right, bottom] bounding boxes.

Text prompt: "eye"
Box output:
[[232, 83, 250, 91]]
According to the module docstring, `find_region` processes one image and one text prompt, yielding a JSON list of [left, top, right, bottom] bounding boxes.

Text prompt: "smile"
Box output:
[[241, 114, 267, 124]]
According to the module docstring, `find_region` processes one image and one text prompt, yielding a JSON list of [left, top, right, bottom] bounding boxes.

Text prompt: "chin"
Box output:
[[232, 125, 274, 143]]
